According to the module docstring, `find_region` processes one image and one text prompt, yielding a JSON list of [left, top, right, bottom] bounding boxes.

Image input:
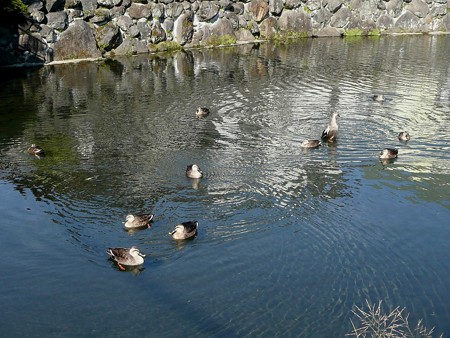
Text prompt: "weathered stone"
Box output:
[[95, 21, 121, 51], [228, 2, 244, 15], [113, 37, 148, 55], [30, 10, 46, 23], [46, 11, 68, 30], [219, 0, 233, 10], [27, 1, 44, 12], [386, 0, 403, 18], [165, 2, 184, 19], [117, 15, 133, 31], [248, 0, 269, 23], [40, 25, 57, 43], [330, 7, 352, 28], [224, 12, 240, 30], [235, 28, 256, 41], [314, 7, 332, 24], [314, 26, 342, 36], [80, 0, 97, 12], [307, 0, 322, 11], [278, 9, 312, 32], [128, 25, 140, 38], [197, 1, 220, 22], [394, 10, 422, 32], [110, 6, 126, 19], [159, 0, 174, 4], [207, 17, 236, 40], [376, 13, 394, 29], [285, 0, 302, 10], [173, 11, 194, 45], [443, 14, 450, 30], [151, 3, 165, 20], [406, 0, 429, 18], [150, 20, 167, 43], [128, 3, 152, 20], [137, 18, 151, 38], [327, 0, 343, 13], [249, 20, 261, 34], [162, 18, 174, 37], [259, 16, 278, 38], [376, 0, 386, 10], [46, 0, 66, 12], [430, 5, 447, 17], [97, 0, 115, 9], [269, 0, 283, 15], [348, 15, 377, 30], [52, 20, 102, 60], [90, 8, 110, 24]]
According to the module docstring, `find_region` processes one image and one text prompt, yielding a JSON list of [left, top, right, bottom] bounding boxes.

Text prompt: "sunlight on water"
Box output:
[[0, 35, 449, 337]]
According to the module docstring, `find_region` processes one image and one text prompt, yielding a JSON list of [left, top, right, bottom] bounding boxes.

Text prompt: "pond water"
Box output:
[[0, 35, 449, 337]]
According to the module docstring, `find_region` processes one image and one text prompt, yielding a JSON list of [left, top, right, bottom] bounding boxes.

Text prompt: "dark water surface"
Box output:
[[0, 35, 449, 337]]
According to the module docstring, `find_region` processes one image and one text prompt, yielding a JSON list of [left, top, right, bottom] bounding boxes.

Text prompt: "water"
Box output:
[[0, 35, 449, 337]]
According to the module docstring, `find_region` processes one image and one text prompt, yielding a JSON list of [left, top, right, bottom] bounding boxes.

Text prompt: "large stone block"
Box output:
[[173, 11, 194, 45], [394, 10, 422, 32], [269, 0, 283, 16], [46, 11, 69, 30], [259, 16, 278, 38], [128, 3, 153, 19], [330, 7, 352, 28], [406, 0, 429, 18], [248, 0, 270, 23], [52, 20, 102, 60], [278, 9, 312, 32], [197, 1, 220, 22], [96, 21, 121, 51]]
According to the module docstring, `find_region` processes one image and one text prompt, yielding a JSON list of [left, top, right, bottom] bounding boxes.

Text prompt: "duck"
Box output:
[[106, 247, 145, 270], [398, 131, 410, 142], [170, 221, 198, 240], [321, 112, 340, 143], [300, 140, 322, 148], [123, 213, 154, 230], [379, 148, 398, 160], [186, 164, 203, 179], [28, 144, 45, 157], [196, 107, 210, 117], [372, 94, 385, 102]]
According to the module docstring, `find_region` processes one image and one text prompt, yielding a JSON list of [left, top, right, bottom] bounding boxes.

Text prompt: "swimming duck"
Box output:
[[379, 148, 398, 160], [106, 247, 145, 270], [321, 112, 340, 143], [186, 164, 203, 179], [123, 213, 154, 230], [170, 221, 198, 240], [196, 107, 210, 117], [398, 131, 410, 142], [28, 144, 45, 157], [300, 140, 322, 148], [372, 94, 385, 102]]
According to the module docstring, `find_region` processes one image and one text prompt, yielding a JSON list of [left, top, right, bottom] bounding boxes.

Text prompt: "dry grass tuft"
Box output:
[[347, 300, 443, 338]]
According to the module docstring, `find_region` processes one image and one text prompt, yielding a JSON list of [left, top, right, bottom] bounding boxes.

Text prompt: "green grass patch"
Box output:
[[344, 28, 363, 36], [150, 41, 182, 53], [205, 34, 237, 47]]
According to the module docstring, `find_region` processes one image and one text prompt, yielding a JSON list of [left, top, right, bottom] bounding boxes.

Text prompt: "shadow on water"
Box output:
[[0, 35, 449, 337]]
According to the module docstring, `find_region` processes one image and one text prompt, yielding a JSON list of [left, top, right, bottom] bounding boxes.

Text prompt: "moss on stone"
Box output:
[[344, 28, 363, 36], [303, 6, 312, 14], [205, 34, 237, 47], [368, 29, 381, 36], [150, 41, 182, 53], [272, 31, 309, 42]]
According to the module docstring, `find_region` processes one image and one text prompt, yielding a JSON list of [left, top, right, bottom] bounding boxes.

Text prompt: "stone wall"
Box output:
[[2, 0, 450, 65]]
